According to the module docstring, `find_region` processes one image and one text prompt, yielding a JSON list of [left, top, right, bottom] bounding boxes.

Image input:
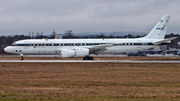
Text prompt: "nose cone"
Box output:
[[4, 47, 9, 53], [4, 46, 17, 54]]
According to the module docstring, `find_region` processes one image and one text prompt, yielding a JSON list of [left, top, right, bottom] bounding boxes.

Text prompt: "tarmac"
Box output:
[[0, 60, 180, 63], [0, 54, 180, 63], [0, 54, 178, 57]]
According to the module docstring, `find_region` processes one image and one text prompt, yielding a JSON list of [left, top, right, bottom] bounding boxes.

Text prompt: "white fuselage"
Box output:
[[4, 38, 161, 55]]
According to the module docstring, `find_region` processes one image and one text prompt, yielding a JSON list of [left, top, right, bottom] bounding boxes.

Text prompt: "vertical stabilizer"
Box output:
[[144, 15, 170, 39]]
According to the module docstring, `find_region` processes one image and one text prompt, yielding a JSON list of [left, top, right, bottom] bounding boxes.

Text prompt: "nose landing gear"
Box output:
[[20, 54, 24, 60]]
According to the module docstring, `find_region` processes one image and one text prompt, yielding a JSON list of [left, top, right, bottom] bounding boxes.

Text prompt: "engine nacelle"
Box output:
[[60, 48, 89, 58], [59, 49, 75, 58]]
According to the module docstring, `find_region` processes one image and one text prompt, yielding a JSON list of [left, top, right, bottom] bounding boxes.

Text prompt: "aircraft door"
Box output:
[[24, 41, 28, 49], [137, 40, 141, 48]]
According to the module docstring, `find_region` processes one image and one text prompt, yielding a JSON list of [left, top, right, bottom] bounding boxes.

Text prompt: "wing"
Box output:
[[57, 44, 113, 55], [87, 44, 113, 54]]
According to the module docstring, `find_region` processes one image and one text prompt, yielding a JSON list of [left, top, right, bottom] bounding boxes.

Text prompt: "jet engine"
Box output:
[[59, 48, 89, 58]]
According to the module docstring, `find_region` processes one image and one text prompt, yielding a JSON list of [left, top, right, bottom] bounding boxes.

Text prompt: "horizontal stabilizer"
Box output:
[[153, 37, 177, 44]]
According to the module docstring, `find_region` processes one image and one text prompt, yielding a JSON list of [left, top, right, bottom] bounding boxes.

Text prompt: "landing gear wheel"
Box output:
[[83, 57, 88, 60], [83, 56, 94, 60], [89, 57, 94, 60], [20, 56, 23, 60]]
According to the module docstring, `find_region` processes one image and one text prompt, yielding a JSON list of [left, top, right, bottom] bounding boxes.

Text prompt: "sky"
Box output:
[[0, 0, 180, 36]]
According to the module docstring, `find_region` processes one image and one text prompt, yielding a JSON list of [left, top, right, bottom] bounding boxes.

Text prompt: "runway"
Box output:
[[0, 54, 178, 57], [0, 60, 180, 63]]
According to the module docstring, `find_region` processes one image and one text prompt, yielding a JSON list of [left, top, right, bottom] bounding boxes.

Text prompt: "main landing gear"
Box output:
[[83, 56, 94, 60], [20, 54, 24, 60]]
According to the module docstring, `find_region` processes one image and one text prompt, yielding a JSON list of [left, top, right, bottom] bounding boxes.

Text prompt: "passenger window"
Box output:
[[19, 50, 21, 52], [16, 50, 17, 52]]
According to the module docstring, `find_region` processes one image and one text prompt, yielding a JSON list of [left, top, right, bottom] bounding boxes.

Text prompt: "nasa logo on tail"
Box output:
[[156, 25, 166, 30]]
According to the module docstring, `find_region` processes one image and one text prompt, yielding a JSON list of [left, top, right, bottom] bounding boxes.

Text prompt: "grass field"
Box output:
[[0, 62, 180, 101]]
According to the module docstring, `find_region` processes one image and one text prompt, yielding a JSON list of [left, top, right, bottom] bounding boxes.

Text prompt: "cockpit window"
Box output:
[[12, 42, 16, 46]]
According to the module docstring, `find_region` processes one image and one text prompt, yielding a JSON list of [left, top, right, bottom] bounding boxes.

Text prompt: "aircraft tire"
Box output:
[[20, 57, 23, 60], [83, 57, 88, 60], [89, 57, 94, 60], [83, 56, 94, 60]]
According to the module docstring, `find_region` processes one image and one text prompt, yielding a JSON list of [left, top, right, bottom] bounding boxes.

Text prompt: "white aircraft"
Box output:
[[4, 15, 176, 60]]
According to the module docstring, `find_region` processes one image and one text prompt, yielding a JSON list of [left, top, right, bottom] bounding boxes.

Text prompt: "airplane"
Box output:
[[164, 48, 179, 55], [126, 45, 167, 56], [4, 15, 177, 60], [146, 45, 167, 55], [126, 51, 147, 56]]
